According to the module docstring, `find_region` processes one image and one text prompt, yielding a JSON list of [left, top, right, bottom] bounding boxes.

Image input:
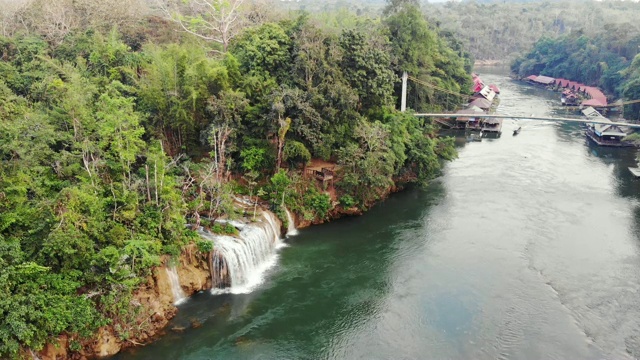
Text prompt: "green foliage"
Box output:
[[511, 32, 640, 95], [0, 262, 103, 357], [283, 140, 312, 168], [196, 240, 213, 254], [339, 29, 396, 111], [241, 147, 268, 172], [137, 43, 230, 153], [623, 78, 640, 120], [512, 29, 640, 118], [0, 6, 464, 355], [339, 194, 357, 208], [384, 4, 471, 112], [270, 170, 292, 206], [210, 223, 239, 236], [423, 1, 640, 63], [304, 193, 332, 220], [230, 23, 293, 82]]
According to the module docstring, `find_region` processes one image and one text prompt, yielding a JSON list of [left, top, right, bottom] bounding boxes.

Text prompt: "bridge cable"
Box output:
[[407, 75, 471, 99]]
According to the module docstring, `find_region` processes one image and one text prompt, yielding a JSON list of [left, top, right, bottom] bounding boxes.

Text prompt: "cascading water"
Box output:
[[165, 266, 186, 305], [202, 211, 283, 294], [285, 207, 299, 237]]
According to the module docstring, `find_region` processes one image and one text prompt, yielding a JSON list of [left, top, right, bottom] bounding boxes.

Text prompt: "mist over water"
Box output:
[[117, 67, 640, 360]]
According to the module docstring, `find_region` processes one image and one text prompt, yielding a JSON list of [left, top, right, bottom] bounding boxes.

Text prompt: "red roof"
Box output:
[[472, 77, 485, 93], [583, 86, 607, 106], [567, 81, 579, 89], [555, 77, 609, 106], [526, 75, 538, 81], [489, 84, 500, 94], [582, 99, 605, 107]]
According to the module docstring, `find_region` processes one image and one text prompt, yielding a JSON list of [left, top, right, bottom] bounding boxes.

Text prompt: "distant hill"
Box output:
[[422, 0, 640, 61]]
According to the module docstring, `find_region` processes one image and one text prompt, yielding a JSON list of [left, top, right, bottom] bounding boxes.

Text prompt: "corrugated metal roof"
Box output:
[[534, 75, 555, 84], [582, 107, 624, 136], [469, 98, 492, 109], [479, 86, 496, 102], [456, 108, 484, 115]]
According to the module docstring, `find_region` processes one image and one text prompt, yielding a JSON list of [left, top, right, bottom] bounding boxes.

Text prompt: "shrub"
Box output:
[[339, 194, 356, 208], [196, 240, 213, 253], [224, 223, 238, 235], [305, 193, 331, 220]]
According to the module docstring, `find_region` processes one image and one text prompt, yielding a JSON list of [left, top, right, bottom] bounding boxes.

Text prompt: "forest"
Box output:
[[511, 28, 640, 120], [409, 0, 640, 119], [0, 0, 470, 357], [421, 0, 640, 62]]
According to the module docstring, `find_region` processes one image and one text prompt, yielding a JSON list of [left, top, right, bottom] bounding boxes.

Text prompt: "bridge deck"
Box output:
[[415, 113, 640, 129]]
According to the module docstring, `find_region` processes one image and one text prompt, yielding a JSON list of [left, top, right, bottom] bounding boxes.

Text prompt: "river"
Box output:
[[117, 67, 640, 359]]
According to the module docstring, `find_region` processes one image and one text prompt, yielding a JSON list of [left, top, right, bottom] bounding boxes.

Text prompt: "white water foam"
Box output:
[[285, 207, 299, 237], [203, 211, 283, 294], [165, 266, 187, 305]]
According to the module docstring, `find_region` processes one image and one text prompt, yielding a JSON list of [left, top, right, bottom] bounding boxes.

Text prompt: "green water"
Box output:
[[118, 69, 640, 359]]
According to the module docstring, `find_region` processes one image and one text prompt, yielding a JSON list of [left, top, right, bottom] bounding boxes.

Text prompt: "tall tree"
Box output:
[[155, 0, 246, 53]]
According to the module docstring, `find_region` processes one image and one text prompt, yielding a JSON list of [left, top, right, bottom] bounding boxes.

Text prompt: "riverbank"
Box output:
[[34, 180, 409, 359], [114, 68, 640, 360], [35, 244, 212, 359]]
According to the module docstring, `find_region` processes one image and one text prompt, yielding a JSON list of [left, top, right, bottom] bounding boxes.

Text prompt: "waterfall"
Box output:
[[165, 266, 186, 305], [203, 211, 283, 294], [285, 207, 298, 237]]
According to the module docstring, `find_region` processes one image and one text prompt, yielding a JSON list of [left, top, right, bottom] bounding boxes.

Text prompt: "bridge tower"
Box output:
[[401, 71, 408, 112]]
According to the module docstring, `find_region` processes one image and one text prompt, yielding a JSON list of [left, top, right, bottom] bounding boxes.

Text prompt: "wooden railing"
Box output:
[[305, 167, 335, 181]]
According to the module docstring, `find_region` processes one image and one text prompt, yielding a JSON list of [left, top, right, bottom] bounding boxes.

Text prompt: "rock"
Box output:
[[93, 327, 121, 358], [38, 335, 68, 360], [190, 319, 202, 329], [152, 312, 165, 323], [176, 246, 212, 294]]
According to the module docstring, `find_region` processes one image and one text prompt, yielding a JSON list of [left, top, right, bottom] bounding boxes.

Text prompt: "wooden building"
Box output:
[[582, 107, 632, 147]]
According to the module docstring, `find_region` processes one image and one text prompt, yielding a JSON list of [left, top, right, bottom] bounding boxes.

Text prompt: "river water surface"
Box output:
[[118, 68, 640, 359]]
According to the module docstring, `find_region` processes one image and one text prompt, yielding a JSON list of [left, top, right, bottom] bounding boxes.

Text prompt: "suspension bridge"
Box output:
[[413, 113, 640, 129], [400, 72, 640, 129]]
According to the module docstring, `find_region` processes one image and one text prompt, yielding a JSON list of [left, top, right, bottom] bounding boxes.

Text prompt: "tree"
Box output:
[[283, 140, 311, 169], [204, 90, 249, 181], [270, 170, 291, 207], [230, 22, 292, 80], [138, 43, 230, 154], [0, 0, 30, 37], [339, 29, 396, 111], [96, 81, 145, 189], [623, 78, 640, 120], [156, 0, 246, 53], [22, 0, 79, 45], [337, 120, 397, 204]]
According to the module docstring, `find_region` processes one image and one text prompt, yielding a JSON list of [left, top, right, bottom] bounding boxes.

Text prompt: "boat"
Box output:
[[629, 167, 640, 178], [467, 132, 483, 142], [513, 127, 521, 136]]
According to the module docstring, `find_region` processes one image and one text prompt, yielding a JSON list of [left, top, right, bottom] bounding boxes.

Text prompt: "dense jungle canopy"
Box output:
[[0, 0, 469, 357]]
